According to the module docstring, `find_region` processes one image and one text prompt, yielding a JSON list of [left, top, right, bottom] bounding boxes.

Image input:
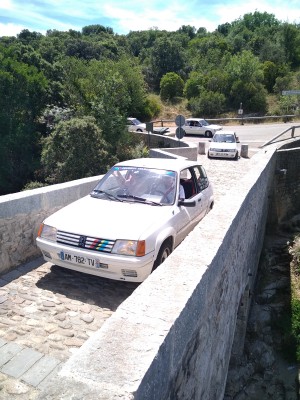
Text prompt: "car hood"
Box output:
[[209, 142, 237, 150], [44, 195, 172, 240]]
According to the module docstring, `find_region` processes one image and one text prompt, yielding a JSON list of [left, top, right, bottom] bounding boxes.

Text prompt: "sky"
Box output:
[[0, 0, 299, 37]]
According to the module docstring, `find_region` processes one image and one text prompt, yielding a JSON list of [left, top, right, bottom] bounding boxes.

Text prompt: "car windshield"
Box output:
[[202, 120, 209, 126], [213, 134, 235, 143], [91, 166, 177, 205]]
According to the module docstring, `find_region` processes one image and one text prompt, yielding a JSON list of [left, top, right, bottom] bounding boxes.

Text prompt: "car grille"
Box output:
[[57, 230, 115, 253]]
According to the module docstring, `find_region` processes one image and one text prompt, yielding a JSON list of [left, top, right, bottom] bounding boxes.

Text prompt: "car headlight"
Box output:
[[210, 148, 219, 151], [227, 149, 236, 152], [38, 223, 57, 241], [112, 240, 145, 256]]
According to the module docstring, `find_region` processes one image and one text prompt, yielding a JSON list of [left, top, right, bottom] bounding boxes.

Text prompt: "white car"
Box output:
[[36, 158, 214, 282], [207, 131, 240, 160], [127, 117, 146, 132], [183, 118, 222, 138]]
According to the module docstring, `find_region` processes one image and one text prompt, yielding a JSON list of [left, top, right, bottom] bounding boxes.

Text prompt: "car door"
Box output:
[[184, 120, 193, 134], [180, 167, 209, 228]]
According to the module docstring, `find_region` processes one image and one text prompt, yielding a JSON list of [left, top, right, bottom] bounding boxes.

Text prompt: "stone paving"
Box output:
[[0, 258, 137, 399]]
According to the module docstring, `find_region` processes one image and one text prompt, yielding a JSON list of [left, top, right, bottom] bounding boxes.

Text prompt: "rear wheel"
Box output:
[[153, 241, 172, 271]]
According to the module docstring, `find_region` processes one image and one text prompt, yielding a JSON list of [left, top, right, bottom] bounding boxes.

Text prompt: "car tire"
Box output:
[[234, 152, 239, 160], [205, 130, 213, 138], [153, 240, 172, 271]]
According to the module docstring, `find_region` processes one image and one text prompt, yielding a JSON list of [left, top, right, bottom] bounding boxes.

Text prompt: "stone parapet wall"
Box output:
[[37, 148, 279, 400], [0, 175, 102, 275], [149, 146, 198, 160], [139, 131, 189, 149], [274, 143, 300, 223]]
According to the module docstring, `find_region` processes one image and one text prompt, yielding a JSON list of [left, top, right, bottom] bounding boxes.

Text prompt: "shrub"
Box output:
[[160, 72, 184, 101], [187, 91, 226, 117]]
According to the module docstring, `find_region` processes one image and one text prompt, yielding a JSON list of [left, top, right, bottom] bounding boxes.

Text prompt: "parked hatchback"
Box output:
[[184, 118, 222, 137], [37, 158, 214, 282], [207, 131, 240, 160], [127, 117, 146, 132]]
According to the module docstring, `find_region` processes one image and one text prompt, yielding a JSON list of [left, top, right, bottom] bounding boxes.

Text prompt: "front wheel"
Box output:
[[205, 130, 213, 138], [153, 241, 172, 271]]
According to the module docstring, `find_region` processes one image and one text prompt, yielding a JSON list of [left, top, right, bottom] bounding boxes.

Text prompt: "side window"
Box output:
[[193, 166, 208, 192], [179, 168, 196, 199]]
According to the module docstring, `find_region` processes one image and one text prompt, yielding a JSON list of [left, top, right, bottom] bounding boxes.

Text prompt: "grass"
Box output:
[[290, 235, 300, 362]]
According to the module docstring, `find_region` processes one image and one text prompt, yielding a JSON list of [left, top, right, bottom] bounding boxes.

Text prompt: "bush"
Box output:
[[187, 91, 226, 117], [160, 72, 184, 101], [22, 181, 48, 191], [143, 94, 162, 119], [41, 116, 114, 184]]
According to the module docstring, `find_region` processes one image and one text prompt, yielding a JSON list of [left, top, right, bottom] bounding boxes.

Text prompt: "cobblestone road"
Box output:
[[0, 153, 254, 399]]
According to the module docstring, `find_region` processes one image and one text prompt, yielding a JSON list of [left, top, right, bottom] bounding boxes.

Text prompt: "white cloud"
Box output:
[[0, 22, 25, 36], [0, 0, 299, 37]]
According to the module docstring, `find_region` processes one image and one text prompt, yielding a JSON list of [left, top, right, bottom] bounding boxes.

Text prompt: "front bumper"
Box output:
[[208, 150, 237, 159], [36, 238, 155, 282]]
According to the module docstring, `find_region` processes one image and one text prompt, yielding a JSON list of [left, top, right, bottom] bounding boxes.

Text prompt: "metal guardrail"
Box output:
[[261, 125, 300, 147], [152, 114, 297, 127]]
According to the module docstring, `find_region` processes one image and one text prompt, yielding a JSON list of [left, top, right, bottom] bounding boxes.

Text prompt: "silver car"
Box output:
[[127, 117, 146, 132], [207, 131, 240, 160], [183, 118, 222, 138], [36, 158, 214, 283]]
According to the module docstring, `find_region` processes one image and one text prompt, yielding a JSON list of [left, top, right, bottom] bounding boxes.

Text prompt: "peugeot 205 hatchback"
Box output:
[[207, 131, 240, 160], [37, 158, 214, 282]]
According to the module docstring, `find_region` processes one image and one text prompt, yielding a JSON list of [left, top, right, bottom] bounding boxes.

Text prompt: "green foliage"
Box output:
[[160, 72, 184, 101], [184, 73, 203, 99], [41, 117, 115, 184], [149, 35, 186, 90], [115, 132, 149, 161], [22, 181, 47, 191], [143, 94, 162, 119], [0, 55, 48, 195], [225, 51, 267, 111], [1, 12, 300, 194], [277, 96, 299, 115], [262, 61, 279, 93], [187, 91, 226, 117]]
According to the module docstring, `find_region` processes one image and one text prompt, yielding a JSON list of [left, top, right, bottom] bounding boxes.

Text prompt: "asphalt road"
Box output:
[[168, 121, 300, 149]]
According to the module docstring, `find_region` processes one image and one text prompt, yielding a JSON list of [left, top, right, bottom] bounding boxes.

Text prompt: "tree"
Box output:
[[187, 91, 226, 117], [0, 56, 48, 195], [160, 72, 184, 101], [262, 61, 278, 93], [149, 35, 185, 90], [224, 51, 267, 112], [41, 117, 114, 184]]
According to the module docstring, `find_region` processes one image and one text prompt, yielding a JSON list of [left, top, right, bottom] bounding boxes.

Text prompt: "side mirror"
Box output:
[[178, 199, 196, 207]]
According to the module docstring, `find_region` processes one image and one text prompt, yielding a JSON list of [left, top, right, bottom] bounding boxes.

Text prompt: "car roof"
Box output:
[[114, 158, 202, 172], [186, 118, 204, 121], [214, 130, 236, 135]]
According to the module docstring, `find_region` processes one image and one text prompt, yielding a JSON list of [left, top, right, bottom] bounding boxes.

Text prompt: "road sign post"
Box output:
[[175, 115, 186, 142]]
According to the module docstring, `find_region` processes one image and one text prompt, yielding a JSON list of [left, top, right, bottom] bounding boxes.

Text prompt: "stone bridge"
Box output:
[[0, 133, 300, 399]]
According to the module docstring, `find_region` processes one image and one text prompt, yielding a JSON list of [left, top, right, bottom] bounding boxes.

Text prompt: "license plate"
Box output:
[[59, 251, 108, 269]]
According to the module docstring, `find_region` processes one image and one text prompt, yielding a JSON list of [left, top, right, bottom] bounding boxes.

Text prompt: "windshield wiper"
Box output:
[[118, 194, 162, 206], [91, 189, 123, 202]]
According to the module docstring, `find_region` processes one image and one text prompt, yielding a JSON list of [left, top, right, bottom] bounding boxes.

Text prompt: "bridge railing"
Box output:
[[261, 125, 300, 147], [152, 114, 298, 127]]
